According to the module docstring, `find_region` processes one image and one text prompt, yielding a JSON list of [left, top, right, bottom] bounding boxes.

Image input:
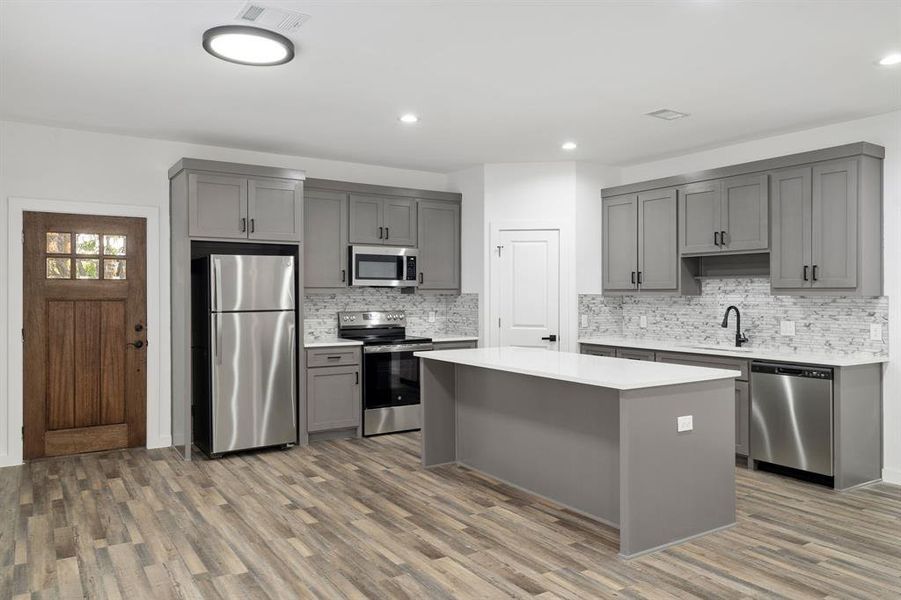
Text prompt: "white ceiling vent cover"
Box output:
[[645, 108, 690, 121], [235, 3, 311, 33]]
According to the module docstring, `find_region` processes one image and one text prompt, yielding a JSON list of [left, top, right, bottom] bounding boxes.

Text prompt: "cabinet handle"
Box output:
[[355, 371, 359, 385], [714, 231, 720, 246], [803, 265, 809, 281], [631, 271, 636, 285], [327, 355, 341, 360], [378, 226, 383, 239], [240, 218, 246, 233], [418, 272, 424, 284], [812, 265, 818, 281], [637, 271, 643, 285], [720, 230, 727, 246], [385, 227, 390, 240], [341, 269, 346, 282], [250, 218, 255, 234]]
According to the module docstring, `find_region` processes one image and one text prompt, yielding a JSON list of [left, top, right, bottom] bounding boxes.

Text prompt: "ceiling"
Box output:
[[2, 1, 900, 173]]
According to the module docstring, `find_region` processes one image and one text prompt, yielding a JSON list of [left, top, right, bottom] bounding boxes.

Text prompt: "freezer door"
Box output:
[[210, 254, 295, 312], [211, 311, 297, 454]]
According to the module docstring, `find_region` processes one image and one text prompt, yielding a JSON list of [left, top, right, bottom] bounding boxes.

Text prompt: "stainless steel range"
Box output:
[[338, 310, 432, 436]]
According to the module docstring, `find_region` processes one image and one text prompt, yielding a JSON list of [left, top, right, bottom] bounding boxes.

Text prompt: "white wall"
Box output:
[[447, 165, 486, 340], [0, 120, 449, 467], [619, 110, 901, 485]]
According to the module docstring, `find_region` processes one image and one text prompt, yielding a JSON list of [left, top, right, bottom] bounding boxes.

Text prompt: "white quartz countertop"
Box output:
[[415, 346, 741, 391], [304, 338, 363, 349], [578, 336, 888, 367]]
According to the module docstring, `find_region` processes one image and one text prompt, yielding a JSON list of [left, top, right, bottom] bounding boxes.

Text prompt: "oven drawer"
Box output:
[[307, 347, 361, 368]]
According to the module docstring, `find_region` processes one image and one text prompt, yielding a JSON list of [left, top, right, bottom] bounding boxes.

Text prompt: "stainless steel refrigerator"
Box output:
[[192, 254, 297, 457]]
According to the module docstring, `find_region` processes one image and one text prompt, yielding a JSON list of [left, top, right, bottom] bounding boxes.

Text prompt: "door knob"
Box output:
[[541, 334, 558, 342], [134, 324, 144, 332], [128, 340, 145, 349]]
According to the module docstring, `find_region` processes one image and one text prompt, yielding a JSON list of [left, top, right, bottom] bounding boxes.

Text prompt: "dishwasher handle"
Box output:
[[751, 361, 833, 380]]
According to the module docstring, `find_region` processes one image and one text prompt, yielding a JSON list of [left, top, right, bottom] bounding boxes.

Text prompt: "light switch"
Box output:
[[780, 320, 795, 336], [870, 323, 883, 341], [639, 315, 648, 329], [428, 311, 436, 323], [581, 315, 588, 328], [677, 415, 693, 432]]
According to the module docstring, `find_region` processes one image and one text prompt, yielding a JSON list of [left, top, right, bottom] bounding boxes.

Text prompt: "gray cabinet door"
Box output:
[[188, 173, 248, 239], [383, 197, 418, 246], [811, 159, 858, 289], [679, 180, 721, 254], [770, 167, 812, 289], [616, 348, 656, 361], [304, 190, 348, 288], [349, 194, 384, 244], [602, 195, 638, 291], [307, 365, 360, 432], [247, 178, 303, 241], [735, 381, 750, 456], [721, 173, 768, 252], [417, 200, 460, 290], [638, 188, 677, 290]]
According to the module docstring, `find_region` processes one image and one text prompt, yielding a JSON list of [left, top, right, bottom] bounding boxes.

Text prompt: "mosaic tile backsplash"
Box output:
[[580, 277, 888, 356], [304, 289, 478, 340]]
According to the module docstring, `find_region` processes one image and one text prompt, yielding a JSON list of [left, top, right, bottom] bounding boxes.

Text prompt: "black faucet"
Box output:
[[721, 306, 749, 347]]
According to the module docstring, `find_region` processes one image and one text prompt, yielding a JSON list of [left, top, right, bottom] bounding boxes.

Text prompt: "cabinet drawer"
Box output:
[[580, 344, 617, 357], [616, 348, 656, 361], [432, 340, 478, 350], [655, 351, 749, 381], [306, 347, 361, 367]]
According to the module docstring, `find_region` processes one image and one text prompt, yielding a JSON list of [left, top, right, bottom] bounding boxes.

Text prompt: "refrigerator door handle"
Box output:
[[212, 257, 223, 312], [214, 314, 223, 364]]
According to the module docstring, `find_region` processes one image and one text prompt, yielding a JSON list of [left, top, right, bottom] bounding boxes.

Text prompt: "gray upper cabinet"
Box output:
[[679, 174, 768, 255], [247, 178, 303, 241], [811, 159, 858, 289], [304, 189, 349, 288], [771, 159, 859, 290], [188, 173, 248, 239], [721, 173, 768, 252], [417, 200, 460, 291], [679, 181, 721, 254], [602, 194, 638, 291], [349, 194, 417, 246], [637, 189, 677, 290], [770, 167, 812, 289]]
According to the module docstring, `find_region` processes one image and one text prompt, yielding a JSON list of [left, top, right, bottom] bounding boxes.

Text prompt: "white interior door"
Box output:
[[494, 229, 560, 349]]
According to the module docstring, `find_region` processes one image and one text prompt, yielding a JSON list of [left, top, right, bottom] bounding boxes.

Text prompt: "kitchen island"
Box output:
[[415, 346, 742, 558]]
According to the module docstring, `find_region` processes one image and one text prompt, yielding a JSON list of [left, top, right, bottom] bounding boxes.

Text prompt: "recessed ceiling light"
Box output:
[[203, 25, 294, 66], [561, 141, 577, 151], [646, 108, 690, 121], [877, 52, 901, 66], [399, 113, 419, 124]]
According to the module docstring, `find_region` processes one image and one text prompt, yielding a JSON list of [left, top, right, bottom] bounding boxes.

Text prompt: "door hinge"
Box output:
[[498, 317, 501, 328], [21, 328, 24, 342], [21, 230, 24, 244], [21, 426, 24, 440]]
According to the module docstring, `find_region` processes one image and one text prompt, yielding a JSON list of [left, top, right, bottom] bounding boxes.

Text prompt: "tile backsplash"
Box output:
[[580, 277, 888, 356], [304, 289, 478, 340]]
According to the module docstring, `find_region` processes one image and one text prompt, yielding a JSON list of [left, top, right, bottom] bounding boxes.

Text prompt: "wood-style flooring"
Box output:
[[1, 432, 899, 599]]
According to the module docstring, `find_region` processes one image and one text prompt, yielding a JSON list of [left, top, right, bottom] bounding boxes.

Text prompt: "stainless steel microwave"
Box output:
[[349, 245, 419, 287]]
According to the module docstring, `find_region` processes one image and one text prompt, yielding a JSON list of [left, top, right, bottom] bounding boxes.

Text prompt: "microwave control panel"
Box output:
[[406, 256, 417, 280]]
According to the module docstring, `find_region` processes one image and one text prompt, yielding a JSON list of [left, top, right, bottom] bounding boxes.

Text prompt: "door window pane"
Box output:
[[75, 233, 100, 255], [104, 259, 127, 280], [46, 232, 71, 254], [46, 257, 71, 279], [75, 258, 100, 279], [103, 235, 126, 256]]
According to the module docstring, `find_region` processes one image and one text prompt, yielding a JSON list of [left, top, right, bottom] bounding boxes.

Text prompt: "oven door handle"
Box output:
[[364, 343, 434, 354]]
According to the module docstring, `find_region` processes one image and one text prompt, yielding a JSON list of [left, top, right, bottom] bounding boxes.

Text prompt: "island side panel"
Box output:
[[421, 358, 458, 467], [455, 365, 621, 526], [834, 363, 883, 490], [619, 379, 736, 559]]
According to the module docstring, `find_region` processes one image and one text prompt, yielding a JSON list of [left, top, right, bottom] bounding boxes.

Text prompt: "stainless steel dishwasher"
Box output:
[[750, 362, 833, 476]]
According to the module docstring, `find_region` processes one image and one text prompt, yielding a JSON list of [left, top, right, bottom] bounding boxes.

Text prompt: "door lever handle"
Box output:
[[541, 334, 558, 342], [128, 340, 144, 349]]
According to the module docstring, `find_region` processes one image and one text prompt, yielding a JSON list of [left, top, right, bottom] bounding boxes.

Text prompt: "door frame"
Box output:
[[487, 220, 575, 353], [4, 197, 165, 467]]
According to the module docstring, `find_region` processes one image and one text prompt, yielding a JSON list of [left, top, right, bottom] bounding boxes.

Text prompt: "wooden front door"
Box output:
[[23, 212, 147, 459]]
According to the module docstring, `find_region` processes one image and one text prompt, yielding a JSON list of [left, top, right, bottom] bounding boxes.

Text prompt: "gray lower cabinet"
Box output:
[[679, 174, 768, 255], [306, 346, 361, 433], [432, 340, 477, 350], [771, 158, 861, 291], [304, 189, 349, 288], [417, 200, 460, 291], [186, 172, 302, 242], [349, 194, 417, 246], [580, 344, 616, 357]]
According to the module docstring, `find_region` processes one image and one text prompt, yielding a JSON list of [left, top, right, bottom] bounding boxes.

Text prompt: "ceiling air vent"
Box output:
[[645, 108, 690, 121], [235, 2, 311, 33]]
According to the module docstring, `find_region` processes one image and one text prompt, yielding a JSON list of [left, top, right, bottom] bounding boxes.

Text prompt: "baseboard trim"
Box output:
[[882, 467, 901, 486]]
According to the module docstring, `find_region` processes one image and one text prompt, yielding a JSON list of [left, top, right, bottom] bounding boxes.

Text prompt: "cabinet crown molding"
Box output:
[[169, 158, 306, 182]]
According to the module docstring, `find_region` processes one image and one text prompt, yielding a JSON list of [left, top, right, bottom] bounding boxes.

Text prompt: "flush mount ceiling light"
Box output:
[[203, 25, 294, 66], [877, 52, 901, 66], [399, 113, 419, 124], [646, 108, 691, 121], [561, 141, 577, 151]]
